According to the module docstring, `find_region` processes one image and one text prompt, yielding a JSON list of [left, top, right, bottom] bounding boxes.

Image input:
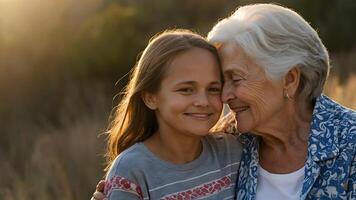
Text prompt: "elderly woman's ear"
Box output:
[[282, 67, 301, 99]]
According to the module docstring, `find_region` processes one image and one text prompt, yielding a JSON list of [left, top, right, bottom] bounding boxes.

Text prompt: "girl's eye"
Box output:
[[208, 87, 221, 93], [177, 88, 193, 94]]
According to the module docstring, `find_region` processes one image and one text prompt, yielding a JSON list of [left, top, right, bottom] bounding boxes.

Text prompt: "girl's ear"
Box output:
[[141, 91, 158, 110], [283, 66, 301, 98]]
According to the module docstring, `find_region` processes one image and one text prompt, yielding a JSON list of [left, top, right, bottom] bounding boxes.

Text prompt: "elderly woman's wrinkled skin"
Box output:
[[219, 43, 310, 174]]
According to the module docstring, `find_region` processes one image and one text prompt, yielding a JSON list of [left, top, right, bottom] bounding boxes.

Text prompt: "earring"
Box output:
[[284, 91, 292, 100]]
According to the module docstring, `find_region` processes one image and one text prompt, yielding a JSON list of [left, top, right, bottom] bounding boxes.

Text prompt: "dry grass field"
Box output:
[[0, 1, 355, 196], [324, 75, 356, 109], [0, 72, 354, 200]]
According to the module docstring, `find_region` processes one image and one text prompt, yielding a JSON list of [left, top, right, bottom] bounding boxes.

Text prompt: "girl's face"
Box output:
[[146, 47, 222, 138]]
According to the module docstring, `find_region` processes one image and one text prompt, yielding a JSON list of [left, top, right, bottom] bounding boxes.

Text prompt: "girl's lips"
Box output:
[[184, 113, 213, 119]]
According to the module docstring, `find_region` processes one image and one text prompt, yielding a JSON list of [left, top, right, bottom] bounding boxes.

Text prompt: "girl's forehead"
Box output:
[[161, 49, 222, 85]]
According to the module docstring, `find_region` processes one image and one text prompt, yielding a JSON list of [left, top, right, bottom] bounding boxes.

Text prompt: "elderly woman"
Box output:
[[92, 4, 355, 200], [208, 4, 355, 200]]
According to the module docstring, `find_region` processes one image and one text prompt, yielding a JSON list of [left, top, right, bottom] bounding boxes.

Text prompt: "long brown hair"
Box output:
[[105, 29, 220, 171]]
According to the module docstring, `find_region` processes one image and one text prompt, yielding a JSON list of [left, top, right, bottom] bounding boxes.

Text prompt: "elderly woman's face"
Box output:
[[219, 44, 285, 133]]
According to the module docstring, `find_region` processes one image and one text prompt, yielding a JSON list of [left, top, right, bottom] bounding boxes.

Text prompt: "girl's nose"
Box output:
[[193, 92, 209, 107]]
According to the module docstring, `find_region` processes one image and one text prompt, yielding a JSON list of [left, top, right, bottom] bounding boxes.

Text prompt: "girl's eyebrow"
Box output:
[[175, 80, 222, 85], [175, 81, 195, 85], [210, 81, 222, 85]]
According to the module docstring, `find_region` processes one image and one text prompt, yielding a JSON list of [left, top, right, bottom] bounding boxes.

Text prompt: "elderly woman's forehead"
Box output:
[[217, 44, 261, 75], [218, 43, 249, 62], [219, 43, 238, 53], [218, 43, 248, 60]]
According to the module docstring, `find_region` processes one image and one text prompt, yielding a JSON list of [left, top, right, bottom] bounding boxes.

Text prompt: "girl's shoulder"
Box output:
[[106, 143, 148, 177], [105, 144, 147, 199]]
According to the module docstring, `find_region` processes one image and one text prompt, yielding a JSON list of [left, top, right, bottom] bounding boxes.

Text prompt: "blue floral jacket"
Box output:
[[236, 95, 356, 200]]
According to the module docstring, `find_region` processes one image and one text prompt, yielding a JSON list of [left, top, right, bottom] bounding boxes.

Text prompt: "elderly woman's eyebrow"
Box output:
[[223, 69, 234, 76], [223, 68, 247, 76]]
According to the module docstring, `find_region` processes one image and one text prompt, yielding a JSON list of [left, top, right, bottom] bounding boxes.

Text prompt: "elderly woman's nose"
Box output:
[[221, 83, 235, 103]]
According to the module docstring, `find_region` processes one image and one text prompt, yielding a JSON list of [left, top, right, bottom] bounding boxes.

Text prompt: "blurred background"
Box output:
[[0, 0, 355, 199]]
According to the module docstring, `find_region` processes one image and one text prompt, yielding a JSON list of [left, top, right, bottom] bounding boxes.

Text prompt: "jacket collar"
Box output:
[[307, 94, 340, 162]]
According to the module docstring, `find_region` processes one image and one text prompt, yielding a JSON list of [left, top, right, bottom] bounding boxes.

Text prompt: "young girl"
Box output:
[[98, 29, 241, 200]]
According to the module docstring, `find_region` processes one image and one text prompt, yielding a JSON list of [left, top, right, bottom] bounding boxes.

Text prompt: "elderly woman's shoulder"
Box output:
[[317, 95, 355, 124], [340, 106, 356, 140], [325, 96, 356, 145], [313, 95, 355, 144], [334, 102, 355, 127], [333, 100, 355, 128], [331, 97, 355, 118], [340, 106, 356, 126]]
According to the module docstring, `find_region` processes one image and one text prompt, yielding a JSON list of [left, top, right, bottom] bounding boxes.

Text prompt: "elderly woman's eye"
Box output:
[[233, 78, 243, 84], [230, 74, 244, 83]]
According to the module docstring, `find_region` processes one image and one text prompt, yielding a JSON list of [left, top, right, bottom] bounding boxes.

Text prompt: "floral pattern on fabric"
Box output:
[[105, 176, 144, 200], [236, 94, 356, 200]]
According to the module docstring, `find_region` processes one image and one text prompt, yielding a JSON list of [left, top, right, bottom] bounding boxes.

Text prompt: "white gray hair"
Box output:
[[208, 3, 330, 102]]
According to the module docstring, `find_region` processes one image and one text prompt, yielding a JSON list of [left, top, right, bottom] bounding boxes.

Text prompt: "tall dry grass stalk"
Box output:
[[0, 84, 110, 200], [324, 74, 356, 110]]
